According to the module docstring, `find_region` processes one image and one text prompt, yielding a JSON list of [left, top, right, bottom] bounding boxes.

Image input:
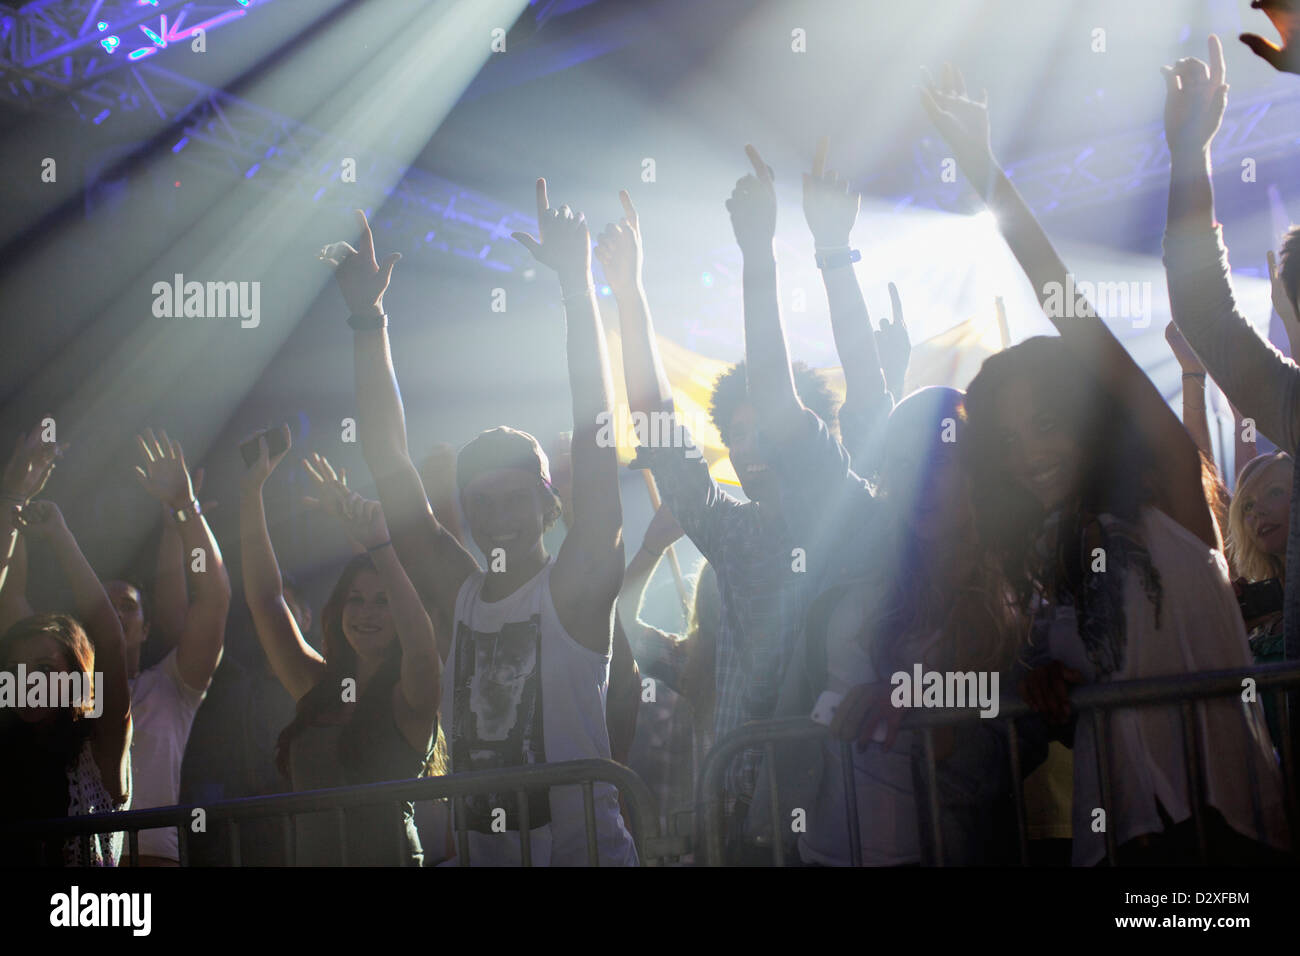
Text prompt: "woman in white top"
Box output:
[[925, 64, 1289, 864]]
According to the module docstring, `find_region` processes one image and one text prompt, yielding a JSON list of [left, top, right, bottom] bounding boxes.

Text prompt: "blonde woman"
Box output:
[[1226, 452, 1293, 744]]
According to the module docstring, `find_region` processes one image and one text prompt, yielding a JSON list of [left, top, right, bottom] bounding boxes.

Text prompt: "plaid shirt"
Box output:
[[631, 428, 823, 810]]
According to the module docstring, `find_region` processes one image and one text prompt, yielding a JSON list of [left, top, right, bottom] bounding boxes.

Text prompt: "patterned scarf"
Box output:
[[1034, 508, 1163, 681]]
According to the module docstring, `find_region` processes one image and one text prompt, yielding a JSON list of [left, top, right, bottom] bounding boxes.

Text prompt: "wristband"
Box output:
[[561, 284, 595, 304], [1181, 372, 1207, 381], [173, 499, 202, 523], [366, 539, 393, 553], [347, 312, 388, 331], [814, 247, 861, 271]]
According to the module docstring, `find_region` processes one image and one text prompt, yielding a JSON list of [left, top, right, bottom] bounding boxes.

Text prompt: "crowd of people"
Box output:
[[3, 21, 1300, 867]]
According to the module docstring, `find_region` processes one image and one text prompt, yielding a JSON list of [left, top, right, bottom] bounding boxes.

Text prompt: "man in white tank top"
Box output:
[[335, 195, 637, 865]]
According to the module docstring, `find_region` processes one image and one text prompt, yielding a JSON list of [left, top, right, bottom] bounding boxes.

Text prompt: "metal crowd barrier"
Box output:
[[700, 661, 1300, 866], [5, 758, 688, 867]]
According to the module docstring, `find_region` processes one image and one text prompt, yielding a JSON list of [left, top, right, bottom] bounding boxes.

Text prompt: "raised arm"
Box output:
[[924, 64, 1216, 546], [303, 455, 440, 751], [802, 136, 895, 461], [325, 211, 478, 626], [134, 430, 229, 691], [1164, 322, 1215, 461], [513, 179, 623, 654], [1161, 37, 1300, 455], [150, 465, 211, 651], [0, 505, 22, 633], [1240, 0, 1300, 74], [615, 503, 685, 645], [0, 426, 57, 629], [596, 190, 740, 561], [238, 427, 325, 702], [728, 145, 803, 444], [596, 191, 673, 419], [21, 501, 131, 802]]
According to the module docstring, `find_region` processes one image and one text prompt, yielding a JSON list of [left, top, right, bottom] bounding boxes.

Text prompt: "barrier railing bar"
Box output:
[[922, 727, 944, 866], [336, 808, 348, 867], [760, 741, 782, 867], [1091, 709, 1117, 866], [227, 819, 241, 867], [582, 781, 599, 868], [695, 663, 1300, 866], [282, 814, 294, 866], [840, 740, 862, 868], [518, 790, 532, 868], [1006, 719, 1029, 866], [454, 796, 469, 867], [1180, 700, 1209, 864], [1280, 691, 1297, 833]]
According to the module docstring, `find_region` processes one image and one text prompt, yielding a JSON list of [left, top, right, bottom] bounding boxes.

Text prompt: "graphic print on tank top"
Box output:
[[451, 612, 550, 833]]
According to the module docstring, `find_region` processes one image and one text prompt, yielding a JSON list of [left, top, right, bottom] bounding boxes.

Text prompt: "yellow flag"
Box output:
[[606, 305, 1002, 487]]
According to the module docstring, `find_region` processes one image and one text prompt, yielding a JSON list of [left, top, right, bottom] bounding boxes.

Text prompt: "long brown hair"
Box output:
[[963, 337, 1159, 614], [0, 615, 98, 843], [275, 554, 417, 777], [865, 388, 1020, 678]]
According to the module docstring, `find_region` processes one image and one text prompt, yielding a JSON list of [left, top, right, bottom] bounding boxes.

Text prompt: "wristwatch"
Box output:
[[347, 312, 388, 331], [173, 499, 202, 524], [815, 247, 861, 271]]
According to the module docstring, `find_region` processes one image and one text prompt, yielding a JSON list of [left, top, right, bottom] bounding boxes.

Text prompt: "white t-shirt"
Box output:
[[1057, 507, 1289, 866], [128, 648, 208, 860], [797, 587, 933, 867], [439, 560, 638, 866]]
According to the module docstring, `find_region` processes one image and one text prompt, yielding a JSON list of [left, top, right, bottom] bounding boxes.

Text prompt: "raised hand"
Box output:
[[875, 282, 912, 398], [1019, 660, 1084, 726], [300, 451, 350, 520], [15, 499, 69, 541], [726, 144, 778, 256], [134, 428, 196, 510], [593, 190, 643, 297], [1161, 36, 1229, 160], [830, 681, 907, 751], [920, 64, 993, 183], [1165, 321, 1206, 374], [240, 424, 292, 491], [2, 423, 62, 506], [512, 178, 592, 292], [1241, 0, 1300, 74], [321, 209, 401, 319], [802, 136, 859, 249], [302, 452, 388, 549]]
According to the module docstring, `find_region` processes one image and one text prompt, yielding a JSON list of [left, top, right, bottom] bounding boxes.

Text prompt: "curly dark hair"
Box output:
[[708, 360, 839, 446], [963, 336, 1157, 612]]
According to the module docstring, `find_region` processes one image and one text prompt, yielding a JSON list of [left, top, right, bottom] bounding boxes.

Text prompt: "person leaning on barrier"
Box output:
[[240, 432, 440, 866], [325, 197, 638, 866], [0, 426, 133, 866]]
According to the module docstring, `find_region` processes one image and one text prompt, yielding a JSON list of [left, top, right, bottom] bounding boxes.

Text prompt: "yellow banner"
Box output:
[[607, 303, 1004, 486]]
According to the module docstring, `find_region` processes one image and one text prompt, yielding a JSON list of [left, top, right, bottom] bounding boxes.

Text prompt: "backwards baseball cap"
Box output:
[[456, 426, 553, 494]]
